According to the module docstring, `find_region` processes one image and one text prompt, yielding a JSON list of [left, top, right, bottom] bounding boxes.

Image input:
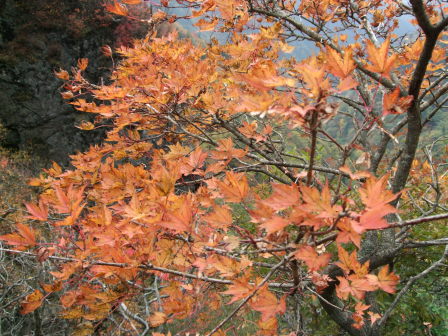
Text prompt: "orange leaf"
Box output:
[[222, 276, 253, 304], [251, 288, 286, 321], [335, 246, 360, 275], [338, 75, 358, 92], [326, 47, 356, 78], [25, 199, 48, 221], [336, 219, 361, 248], [77, 58, 88, 71], [211, 138, 247, 162], [203, 206, 233, 230], [263, 183, 300, 211], [54, 68, 69, 80], [101, 45, 113, 57], [373, 265, 399, 293], [365, 37, 397, 78], [0, 223, 37, 248], [295, 245, 331, 271], [359, 174, 399, 209], [259, 216, 290, 234], [194, 18, 219, 32], [217, 171, 249, 203], [106, 1, 129, 16], [149, 312, 167, 327], [21, 290, 43, 315], [383, 88, 413, 115]]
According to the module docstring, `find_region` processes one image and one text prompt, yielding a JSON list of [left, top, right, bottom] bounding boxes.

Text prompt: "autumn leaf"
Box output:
[[326, 47, 356, 78], [222, 276, 253, 304], [194, 18, 219, 32], [359, 174, 399, 209], [77, 58, 88, 71], [337, 75, 358, 92], [54, 68, 69, 80], [101, 45, 113, 57], [0, 223, 37, 249], [365, 38, 397, 78], [149, 311, 167, 327], [368, 265, 399, 293], [263, 183, 300, 211], [25, 199, 48, 221], [121, 0, 141, 4], [259, 215, 290, 234], [106, 1, 129, 16], [21, 290, 43, 315], [159, 196, 194, 233], [336, 218, 361, 248], [203, 206, 233, 230], [217, 171, 249, 203], [295, 245, 331, 271], [301, 184, 340, 220], [211, 138, 247, 162], [250, 288, 286, 321], [383, 87, 413, 115]]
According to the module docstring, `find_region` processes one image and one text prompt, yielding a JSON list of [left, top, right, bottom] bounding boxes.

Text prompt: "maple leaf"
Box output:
[[354, 205, 394, 233], [149, 311, 167, 327], [368, 265, 399, 294], [263, 183, 300, 211], [0, 223, 37, 249], [217, 171, 249, 203], [336, 218, 361, 248], [211, 138, 247, 162], [295, 60, 330, 97], [295, 245, 331, 271], [359, 174, 399, 209], [326, 47, 356, 78], [54, 69, 69, 80], [365, 38, 397, 78], [259, 215, 290, 234], [106, 1, 129, 16], [250, 288, 286, 321], [77, 58, 88, 71], [121, 0, 141, 4], [222, 276, 253, 304], [368, 311, 382, 324], [336, 275, 375, 300], [194, 18, 219, 32], [203, 205, 233, 230], [301, 184, 340, 220], [383, 88, 413, 115], [181, 146, 208, 175], [337, 75, 358, 92], [335, 246, 361, 275], [25, 199, 48, 221], [20, 290, 43, 315], [159, 196, 194, 233], [258, 317, 278, 335]]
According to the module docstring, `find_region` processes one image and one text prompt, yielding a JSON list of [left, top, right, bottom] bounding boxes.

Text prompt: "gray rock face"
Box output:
[[0, 0, 133, 165]]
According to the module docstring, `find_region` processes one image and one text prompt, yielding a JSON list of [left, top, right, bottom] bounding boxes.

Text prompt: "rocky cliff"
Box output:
[[0, 0, 148, 164]]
